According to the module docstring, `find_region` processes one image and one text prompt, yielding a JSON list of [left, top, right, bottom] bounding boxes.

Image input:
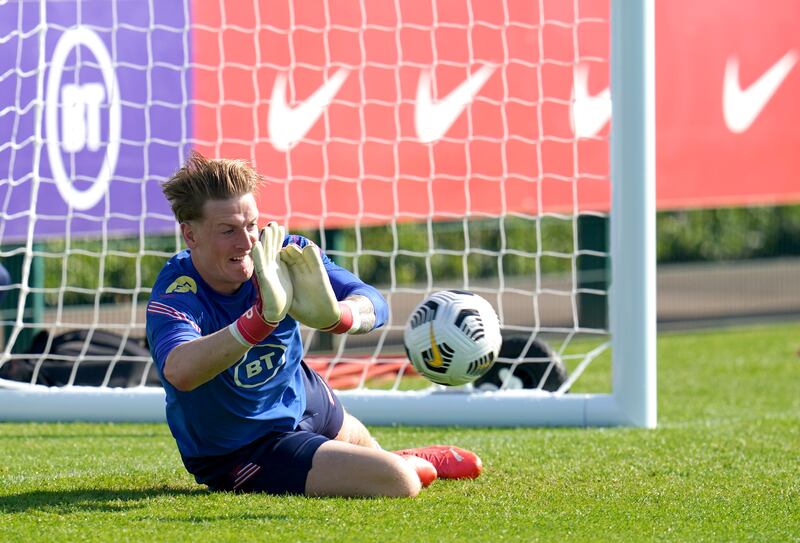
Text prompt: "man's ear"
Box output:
[[181, 222, 198, 249]]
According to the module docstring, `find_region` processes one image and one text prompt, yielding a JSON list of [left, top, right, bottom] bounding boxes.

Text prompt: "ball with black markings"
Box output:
[[403, 290, 502, 386]]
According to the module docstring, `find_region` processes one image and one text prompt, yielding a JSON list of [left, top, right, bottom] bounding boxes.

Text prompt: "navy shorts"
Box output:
[[182, 361, 344, 495]]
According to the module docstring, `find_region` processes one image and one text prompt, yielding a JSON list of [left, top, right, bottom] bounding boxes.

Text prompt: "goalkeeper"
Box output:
[[146, 152, 481, 497]]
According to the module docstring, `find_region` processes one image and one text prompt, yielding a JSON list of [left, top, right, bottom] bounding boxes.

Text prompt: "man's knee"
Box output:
[[306, 441, 420, 498], [335, 412, 375, 448], [379, 454, 421, 498]]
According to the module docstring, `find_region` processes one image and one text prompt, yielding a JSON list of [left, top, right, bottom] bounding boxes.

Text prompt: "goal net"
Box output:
[[0, 0, 655, 426]]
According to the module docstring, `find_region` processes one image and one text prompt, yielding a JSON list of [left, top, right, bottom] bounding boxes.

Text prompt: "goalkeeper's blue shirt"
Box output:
[[146, 234, 387, 458]]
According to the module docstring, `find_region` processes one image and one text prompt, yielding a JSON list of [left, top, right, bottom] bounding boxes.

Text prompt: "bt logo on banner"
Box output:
[[60, 82, 105, 153], [1, 1, 187, 243], [45, 27, 120, 211]]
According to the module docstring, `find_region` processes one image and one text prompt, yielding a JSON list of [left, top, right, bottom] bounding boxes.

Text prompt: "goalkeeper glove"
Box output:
[[228, 222, 293, 346], [280, 243, 361, 334]]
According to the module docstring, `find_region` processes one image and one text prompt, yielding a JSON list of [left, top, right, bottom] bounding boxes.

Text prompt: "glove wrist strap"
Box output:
[[321, 300, 361, 334], [229, 305, 278, 346]]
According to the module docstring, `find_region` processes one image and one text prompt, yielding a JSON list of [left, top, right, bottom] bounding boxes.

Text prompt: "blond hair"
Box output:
[[162, 151, 262, 223]]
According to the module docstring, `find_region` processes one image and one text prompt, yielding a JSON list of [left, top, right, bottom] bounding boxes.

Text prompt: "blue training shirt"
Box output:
[[146, 234, 387, 458]]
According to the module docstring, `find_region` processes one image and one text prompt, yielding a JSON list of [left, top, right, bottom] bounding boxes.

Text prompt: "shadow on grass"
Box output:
[[0, 432, 167, 440], [0, 487, 303, 521], [0, 486, 207, 514]]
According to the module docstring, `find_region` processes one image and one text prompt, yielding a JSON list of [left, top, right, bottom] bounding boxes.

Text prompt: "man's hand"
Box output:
[[280, 243, 339, 329], [228, 222, 292, 347], [280, 243, 360, 333], [251, 222, 293, 323]]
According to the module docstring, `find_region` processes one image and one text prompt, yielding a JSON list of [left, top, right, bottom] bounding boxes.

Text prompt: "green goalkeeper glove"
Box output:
[[280, 243, 361, 334], [228, 222, 293, 346]]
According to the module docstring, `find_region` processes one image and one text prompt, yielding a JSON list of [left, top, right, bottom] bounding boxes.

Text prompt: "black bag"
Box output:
[[474, 334, 569, 392], [0, 329, 161, 388]]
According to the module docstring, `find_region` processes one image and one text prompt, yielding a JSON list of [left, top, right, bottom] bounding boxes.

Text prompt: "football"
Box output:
[[403, 290, 502, 386]]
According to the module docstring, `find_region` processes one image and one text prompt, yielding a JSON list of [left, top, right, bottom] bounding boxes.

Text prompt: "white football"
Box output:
[[403, 290, 502, 386]]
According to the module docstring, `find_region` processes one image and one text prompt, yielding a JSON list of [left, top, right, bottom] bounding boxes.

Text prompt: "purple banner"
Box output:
[[0, 0, 190, 243]]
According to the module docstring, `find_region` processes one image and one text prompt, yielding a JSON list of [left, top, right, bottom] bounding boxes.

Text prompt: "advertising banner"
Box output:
[[1, 0, 798, 239], [0, 1, 189, 241]]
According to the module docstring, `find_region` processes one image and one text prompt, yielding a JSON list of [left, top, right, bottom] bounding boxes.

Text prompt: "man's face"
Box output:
[[182, 193, 259, 294]]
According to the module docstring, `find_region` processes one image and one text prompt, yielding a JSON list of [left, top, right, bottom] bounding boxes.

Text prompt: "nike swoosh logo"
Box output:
[[415, 65, 496, 143], [428, 322, 444, 367], [268, 69, 350, 151], [723, 50, 798, 134], [572, 64, 611, 138], [448, 448, 464, 462]]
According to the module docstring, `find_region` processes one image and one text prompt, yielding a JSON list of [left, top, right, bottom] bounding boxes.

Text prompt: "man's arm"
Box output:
[[162, 223, 292, 391], [339, 293, 377, 334], [163, 327, 251, 392], [280, 243, 386, 334]]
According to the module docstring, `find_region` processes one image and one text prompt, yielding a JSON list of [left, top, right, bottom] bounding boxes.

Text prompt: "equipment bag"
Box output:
[[0, 329, 160, 388]]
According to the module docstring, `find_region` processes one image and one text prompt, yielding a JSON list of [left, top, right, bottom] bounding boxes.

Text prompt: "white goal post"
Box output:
[[0, 0, 655, 427]]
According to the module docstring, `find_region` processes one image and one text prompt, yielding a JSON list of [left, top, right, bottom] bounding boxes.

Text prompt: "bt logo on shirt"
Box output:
[[233, 344, 287, 388]]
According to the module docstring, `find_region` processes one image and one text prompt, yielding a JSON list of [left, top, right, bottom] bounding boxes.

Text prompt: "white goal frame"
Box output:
[[0, 0, 655, 427], [342, 0, 656, 428]]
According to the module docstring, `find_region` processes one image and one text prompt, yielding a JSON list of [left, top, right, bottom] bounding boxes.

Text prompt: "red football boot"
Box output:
[[393, 445, 483, 479], [401, 455, 438, 487]]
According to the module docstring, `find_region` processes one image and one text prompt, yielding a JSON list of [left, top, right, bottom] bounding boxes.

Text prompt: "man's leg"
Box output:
[[332, 411, 437, 488], [298, 364, 428, 494], [305, 440, 421, 497], [185, 429, 420, 497]]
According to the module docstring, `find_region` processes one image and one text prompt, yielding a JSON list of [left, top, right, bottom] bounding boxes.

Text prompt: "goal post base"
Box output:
[[339, 390, 652, 428], [0, 384, 652, 427], [0, 384, 166, 423]]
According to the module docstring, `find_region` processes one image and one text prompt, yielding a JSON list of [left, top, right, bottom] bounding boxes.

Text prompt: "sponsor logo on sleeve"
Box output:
[[166, 276, 198, 294]]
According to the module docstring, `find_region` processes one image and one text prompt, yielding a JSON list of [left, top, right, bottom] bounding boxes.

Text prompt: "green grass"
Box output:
[[1, 322, 799, 542]]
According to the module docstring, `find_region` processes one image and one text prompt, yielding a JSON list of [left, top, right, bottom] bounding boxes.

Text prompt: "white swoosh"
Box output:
[[415, 65, 496, 143], [572, 64, 611, 139], [723, 51, 797, 134], [268, 69, 349, 151]]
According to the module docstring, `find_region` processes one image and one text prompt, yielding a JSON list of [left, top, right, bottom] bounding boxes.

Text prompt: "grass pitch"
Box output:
[[1, 322, 798, 542]]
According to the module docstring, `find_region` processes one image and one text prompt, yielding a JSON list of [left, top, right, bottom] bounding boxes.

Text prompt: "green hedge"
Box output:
[[28, 204, 800, 307], [657, 206, 800, 261]]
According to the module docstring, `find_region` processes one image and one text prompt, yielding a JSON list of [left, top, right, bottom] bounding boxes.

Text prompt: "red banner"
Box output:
[[656, 0, 800, 209], [191, 0, 800, 228]]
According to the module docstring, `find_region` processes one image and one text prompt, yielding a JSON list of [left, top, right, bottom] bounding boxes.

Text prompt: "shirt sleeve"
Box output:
[[146, 296, 203, 372], [283, 234, 389, 330]]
